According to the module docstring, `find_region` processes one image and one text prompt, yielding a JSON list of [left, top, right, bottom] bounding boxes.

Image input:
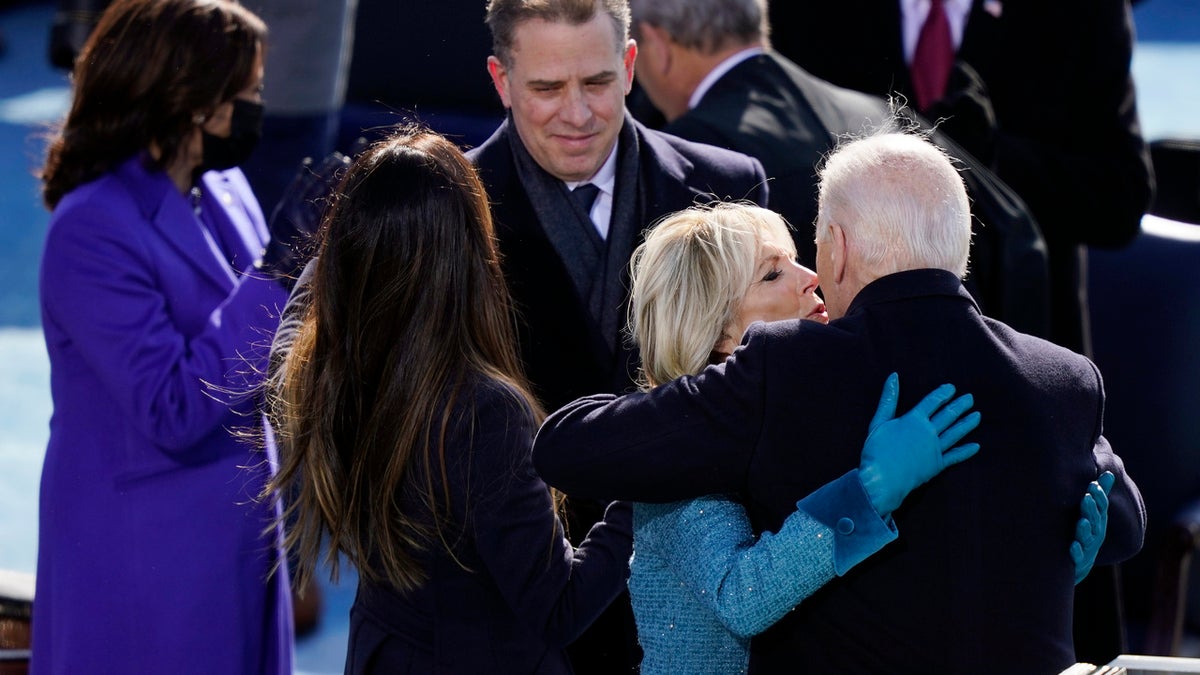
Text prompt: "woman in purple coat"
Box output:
[[33, 1, 294, 672]]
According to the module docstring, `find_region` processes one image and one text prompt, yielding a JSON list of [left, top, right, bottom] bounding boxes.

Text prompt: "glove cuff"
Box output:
[[796, 470, 899, 575]]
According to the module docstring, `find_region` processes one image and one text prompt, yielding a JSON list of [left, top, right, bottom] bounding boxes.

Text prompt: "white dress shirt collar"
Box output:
[[689, 46, 766, 110]]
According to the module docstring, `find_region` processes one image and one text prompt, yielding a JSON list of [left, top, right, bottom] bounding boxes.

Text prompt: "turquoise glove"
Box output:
[[1071, 471, 1114, 585], [859, 373, 982, 516]]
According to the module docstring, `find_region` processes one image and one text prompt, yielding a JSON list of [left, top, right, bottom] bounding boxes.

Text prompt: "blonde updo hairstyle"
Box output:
[[629, 202, 796, 388]]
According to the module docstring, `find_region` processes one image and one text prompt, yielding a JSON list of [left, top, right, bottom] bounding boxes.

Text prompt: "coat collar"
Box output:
[[113, 154, 236, 291], [844, 268, 979, 318]]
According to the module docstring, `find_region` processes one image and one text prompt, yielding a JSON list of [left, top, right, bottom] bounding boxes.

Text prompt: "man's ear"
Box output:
[[487, 56, 512, 108], [830, 223, 848, 284], [622, 38, 638, 94]]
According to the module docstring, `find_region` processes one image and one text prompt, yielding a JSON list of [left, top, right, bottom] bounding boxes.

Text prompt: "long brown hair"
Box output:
[[268, 128, 545, 592], [40, 0, 266, 208]]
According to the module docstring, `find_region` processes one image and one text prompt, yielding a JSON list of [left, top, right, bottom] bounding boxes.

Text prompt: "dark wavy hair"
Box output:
[[40, 0, 266, 209], [267, 128, 547, 592]]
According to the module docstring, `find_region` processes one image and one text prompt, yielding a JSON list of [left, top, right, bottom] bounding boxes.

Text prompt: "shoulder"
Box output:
[[465, 123, 518, 195], [641, 123, 763, 177], [985, 316, 1104, 392], [465, 122, 510, 169], [447, 375, 543, 492], [663, 109, 736, 151], [637, 122, 767, 207], [45, 168, 146, 246], [459, 375, 540, 444]]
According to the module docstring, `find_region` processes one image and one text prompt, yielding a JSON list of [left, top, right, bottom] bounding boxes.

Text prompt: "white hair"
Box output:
[[815, 132, 971, 278]]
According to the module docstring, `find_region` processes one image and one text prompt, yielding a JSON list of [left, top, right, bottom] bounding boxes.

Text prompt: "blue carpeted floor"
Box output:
[[0, 1, 1197, 672]]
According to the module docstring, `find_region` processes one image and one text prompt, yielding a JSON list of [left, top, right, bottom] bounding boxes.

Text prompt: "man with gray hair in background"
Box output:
[[532, 130, 1145, 673], [628, 0, 1051, 338]]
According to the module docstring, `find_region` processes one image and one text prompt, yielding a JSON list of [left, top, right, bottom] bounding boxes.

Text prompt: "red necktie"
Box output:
[[911, 0, 954, 111]]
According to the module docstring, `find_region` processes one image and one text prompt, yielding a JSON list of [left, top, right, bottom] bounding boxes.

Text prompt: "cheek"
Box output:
[[521, 98, 561, 128], [596, 90, 625, 118], [770, 285, 804, 318], [511, 100, 552, 138]]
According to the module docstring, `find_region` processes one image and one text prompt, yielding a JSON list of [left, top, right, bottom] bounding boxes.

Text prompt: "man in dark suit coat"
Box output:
[[471, 2, 767, 672], [532, 131, 1145, 674], [473, 0, 768, 417], [765, 2, 1153, 658], [631, 0, 1049, 339], [468, 118, 766, 412], [767, 0, 1153, 358]]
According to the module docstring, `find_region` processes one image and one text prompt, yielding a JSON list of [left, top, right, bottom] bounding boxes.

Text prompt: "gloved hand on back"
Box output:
[[1071, 471, 1114, 585], [858, 373, 982, 516]]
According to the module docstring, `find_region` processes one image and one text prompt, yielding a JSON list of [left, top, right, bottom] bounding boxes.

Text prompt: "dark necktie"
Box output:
[[571, 183, 601, 215], [911, 0, 954, 112]]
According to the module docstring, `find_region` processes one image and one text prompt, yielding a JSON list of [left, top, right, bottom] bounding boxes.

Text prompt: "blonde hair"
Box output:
[[629, 202, 795, 387]]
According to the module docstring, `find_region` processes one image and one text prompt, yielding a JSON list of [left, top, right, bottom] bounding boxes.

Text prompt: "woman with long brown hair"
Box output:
[[268, 128, 632, 673], [35, 0, 294, 672]]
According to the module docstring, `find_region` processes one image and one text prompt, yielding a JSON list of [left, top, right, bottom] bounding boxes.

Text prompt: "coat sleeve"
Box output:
[[1087, 361, 1146, 563], [467, 389, 633, 646], [533, 330, 772, 502], [1091, 433, 1145, 565], [634, 471, 895, 639], [40, 198, 287, 452]]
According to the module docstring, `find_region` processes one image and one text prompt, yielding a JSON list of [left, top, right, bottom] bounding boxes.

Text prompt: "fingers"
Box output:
[[940, 442, 980, 468], [1070, 540, 1084, 565], [929, 393, 975, 433], [936, 411, 982, 451], [1098, 470, 1116, 494], [1080, 493, 1100, 532], [1089, 482, 1109, 535], [910, 382, 957, 418], [868, 372, 900, 433]]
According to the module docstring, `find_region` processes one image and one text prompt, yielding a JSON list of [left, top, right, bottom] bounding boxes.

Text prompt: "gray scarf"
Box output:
[[506, 113, 643, 358]]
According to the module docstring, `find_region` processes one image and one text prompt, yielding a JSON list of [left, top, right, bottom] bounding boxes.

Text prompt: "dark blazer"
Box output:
[[533, 269, 1146, 674], [466, 115, 769, 413], [345, 377, 633, 674], [768, 0, 1154, 353], [663, 51, 1050, 338]]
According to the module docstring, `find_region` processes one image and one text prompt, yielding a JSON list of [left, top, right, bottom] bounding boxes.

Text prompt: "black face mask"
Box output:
[[197, 99, 264, 174]]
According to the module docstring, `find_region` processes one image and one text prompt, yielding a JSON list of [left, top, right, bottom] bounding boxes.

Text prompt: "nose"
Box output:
[[559, 84, 593, 127], [796, 262, 819, 296]]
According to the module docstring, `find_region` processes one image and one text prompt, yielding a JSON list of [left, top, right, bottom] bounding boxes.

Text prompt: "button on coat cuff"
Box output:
[[795, 470, 899, 575]]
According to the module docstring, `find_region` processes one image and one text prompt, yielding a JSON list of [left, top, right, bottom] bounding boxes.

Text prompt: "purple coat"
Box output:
[[33, 155, 292, 674]]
